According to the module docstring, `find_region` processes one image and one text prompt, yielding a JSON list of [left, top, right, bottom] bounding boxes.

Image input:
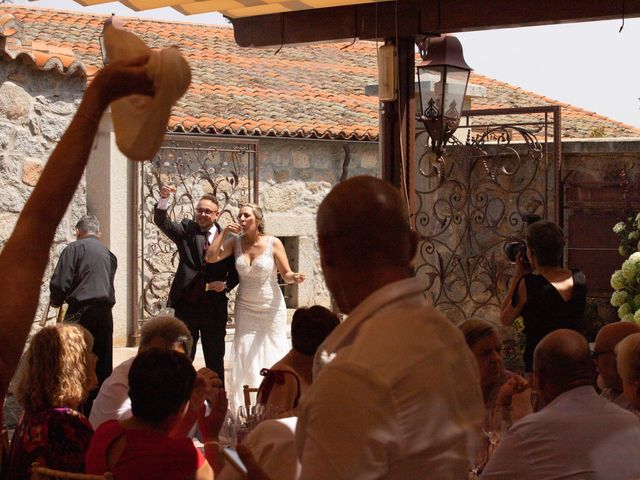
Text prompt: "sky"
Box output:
[[11, 0, 640, 129]]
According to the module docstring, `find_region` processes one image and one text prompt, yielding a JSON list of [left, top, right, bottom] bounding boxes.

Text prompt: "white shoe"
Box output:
[[104, 25, 191, 161]]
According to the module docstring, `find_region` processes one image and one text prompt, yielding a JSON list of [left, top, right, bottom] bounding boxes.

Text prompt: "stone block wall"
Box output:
[[230, 138, 380, 309], [0, 60, 87, 329], [4, 57, 636, 343]]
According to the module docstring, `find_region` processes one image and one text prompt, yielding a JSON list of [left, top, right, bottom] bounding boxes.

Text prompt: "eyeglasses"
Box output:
[[196, 208, 217, 215], [591, 349, 613, 359]]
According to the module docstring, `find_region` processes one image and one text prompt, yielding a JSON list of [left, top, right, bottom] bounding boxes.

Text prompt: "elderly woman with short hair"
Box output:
[[6, 324, 97, 478], [460, 320, 530, 413], [460, 319, 531, 473]]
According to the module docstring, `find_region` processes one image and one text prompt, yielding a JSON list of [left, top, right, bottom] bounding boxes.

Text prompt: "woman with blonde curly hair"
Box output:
[[6, 324, 97, 478], [206, 203, 305, 408]]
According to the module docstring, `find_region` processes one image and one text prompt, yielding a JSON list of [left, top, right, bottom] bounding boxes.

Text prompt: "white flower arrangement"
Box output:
[[610, 239, 640, 323]]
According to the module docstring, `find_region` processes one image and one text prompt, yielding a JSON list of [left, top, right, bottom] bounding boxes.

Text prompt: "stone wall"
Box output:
[[135, 135, 379, 336], [255, 138, 379, 308], [0, 59, 86, 329], [4, 57, 639, 344]]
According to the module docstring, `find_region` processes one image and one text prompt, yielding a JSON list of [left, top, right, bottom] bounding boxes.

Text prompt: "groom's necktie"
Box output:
[[203, 231, 210, 260]]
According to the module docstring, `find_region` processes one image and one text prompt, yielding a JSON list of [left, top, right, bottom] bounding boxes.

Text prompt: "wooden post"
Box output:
[[380, 37, 416, 223]]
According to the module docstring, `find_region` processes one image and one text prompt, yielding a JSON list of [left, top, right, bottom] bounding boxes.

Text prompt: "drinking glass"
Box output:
[[218, 409, 237, 447], [482, 408, 509, 458], [235, 403, 275, 444]]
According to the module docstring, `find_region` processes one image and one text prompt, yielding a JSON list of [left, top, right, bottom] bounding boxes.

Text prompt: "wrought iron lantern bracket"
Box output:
[[416, 35, 471, 161]]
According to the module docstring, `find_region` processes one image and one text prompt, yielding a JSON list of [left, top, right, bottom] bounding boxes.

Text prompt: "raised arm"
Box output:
[[0, 56, 153, 425], [205, 225, 237, 263], [500, 254, 529, 326], [272, 237, 305, 285], [153, 185, 185, 242], [500, 279, 527, 327]]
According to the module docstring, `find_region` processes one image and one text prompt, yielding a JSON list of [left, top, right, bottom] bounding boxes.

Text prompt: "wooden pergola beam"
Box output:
[[231, 0, 640, 47]]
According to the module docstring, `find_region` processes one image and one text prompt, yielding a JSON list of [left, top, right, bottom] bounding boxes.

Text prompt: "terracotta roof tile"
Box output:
[[0, 11, 87, 77], [0, 5, 638, 141], [469, 72, 640, 138]]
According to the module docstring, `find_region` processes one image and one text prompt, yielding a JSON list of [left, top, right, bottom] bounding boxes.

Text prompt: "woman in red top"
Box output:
[[85, 348, 227, 480]]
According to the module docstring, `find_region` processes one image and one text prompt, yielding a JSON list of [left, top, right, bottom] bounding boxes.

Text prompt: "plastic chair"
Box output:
[[29, 462, 113, 480]]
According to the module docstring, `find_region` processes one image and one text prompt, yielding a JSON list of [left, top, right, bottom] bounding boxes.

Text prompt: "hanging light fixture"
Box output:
[[416, 35, 471, 160]]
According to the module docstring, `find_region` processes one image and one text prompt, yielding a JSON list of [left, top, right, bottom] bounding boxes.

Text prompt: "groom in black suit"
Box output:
[[153, 185, 238, 385]]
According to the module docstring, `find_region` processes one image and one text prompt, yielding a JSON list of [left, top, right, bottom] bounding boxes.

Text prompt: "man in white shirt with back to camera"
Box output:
[[279, 176, 483, 480], [237, 176, 485, 480], [481, 329, 640, 480]]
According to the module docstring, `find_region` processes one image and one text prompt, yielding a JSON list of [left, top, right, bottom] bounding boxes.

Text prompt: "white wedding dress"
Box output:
[[231, 235, 289, 409]]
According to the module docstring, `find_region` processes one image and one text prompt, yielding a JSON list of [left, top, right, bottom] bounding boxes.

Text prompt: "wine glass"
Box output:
[[236, 405, 251, 444], [218, 408, 237, 447], [482, 409, 509, 458]]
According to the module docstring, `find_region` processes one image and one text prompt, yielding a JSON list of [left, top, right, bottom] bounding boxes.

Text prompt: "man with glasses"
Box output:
[[481, 329, 640, 480], [154, 185, 238, 385]]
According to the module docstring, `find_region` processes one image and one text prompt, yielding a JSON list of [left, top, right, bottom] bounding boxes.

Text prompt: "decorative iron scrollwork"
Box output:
[[135, 135, 258, 322], [414, 110, 557, 331]]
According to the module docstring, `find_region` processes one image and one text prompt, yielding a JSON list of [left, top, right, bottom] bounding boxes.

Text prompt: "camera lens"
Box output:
[[504, 241, 526, 263]]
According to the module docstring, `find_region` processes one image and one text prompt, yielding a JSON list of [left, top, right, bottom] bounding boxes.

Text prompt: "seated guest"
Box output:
[[86, 348, 227, 479], [6, 324, 97, 478], [592, 321, 640, 412], [481, 329, 640, 480], [460, 320, 530, 472], [460, 319, 530, 414], [615, 332, 640, 410], [89, 315, 196, 428], [256, 306, 339, 416]]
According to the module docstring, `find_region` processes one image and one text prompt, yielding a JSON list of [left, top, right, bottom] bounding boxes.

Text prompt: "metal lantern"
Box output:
[[416, 35, 471, 159]]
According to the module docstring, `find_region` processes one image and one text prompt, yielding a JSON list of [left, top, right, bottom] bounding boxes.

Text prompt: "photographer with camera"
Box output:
[[500, 220, 587, 373]]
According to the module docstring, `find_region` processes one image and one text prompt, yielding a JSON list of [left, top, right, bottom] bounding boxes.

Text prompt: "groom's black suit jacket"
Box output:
[[153, 206, 238, 308]]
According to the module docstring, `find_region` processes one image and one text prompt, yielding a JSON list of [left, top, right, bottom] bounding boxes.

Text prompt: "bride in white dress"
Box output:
[[205, 203, 305, 408]]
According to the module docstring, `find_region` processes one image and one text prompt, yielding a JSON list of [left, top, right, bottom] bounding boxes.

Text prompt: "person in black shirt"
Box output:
[[500, 220, 587, 372], [50, 215, 117, 400]]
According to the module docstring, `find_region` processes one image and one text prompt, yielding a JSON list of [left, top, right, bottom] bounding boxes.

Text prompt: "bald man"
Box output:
[[593, 321, 640, 412], [294, 176, 484, 479], [481, 329, 640, 480]]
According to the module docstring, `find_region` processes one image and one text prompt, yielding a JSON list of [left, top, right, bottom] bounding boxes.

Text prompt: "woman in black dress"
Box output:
[[500, 220, 587, 372]]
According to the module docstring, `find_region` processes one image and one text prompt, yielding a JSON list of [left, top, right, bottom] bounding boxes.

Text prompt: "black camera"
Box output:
[[504, 214, 541, 265], [504, 241, 527, 264]]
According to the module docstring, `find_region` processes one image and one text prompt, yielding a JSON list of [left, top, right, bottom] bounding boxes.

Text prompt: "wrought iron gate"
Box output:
[[132, 134, 259, 336], [414, 106, 561, 327]]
